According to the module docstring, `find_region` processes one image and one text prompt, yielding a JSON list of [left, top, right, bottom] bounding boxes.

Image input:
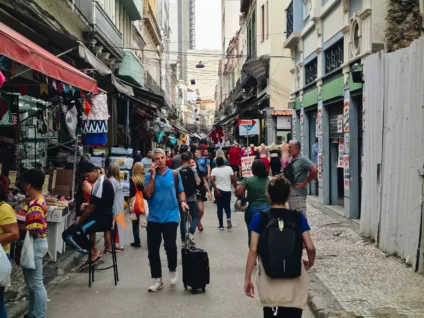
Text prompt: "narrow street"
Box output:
[[45, 201, 315, 318]]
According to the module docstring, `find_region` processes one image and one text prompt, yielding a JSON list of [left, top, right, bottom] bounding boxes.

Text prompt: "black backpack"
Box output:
[[179, 166, 197, 196], [282, 159, 297, 185], [258, 209, 303, 279]]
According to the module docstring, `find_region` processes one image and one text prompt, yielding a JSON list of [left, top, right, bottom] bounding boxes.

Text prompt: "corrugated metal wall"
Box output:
[[360, 52, 384, 242], [361, 39, 424, 268]]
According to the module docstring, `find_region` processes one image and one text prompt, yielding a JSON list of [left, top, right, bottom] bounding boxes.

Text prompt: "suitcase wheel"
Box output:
[[184, 284, 187, 290], [202, 287, 206, 293], [191, 288, 197, 294]]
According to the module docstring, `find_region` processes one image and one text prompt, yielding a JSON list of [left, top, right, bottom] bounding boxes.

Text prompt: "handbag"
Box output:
[[131, 178, 145, 214], [20, 232, 35, 269], [0, 244, 11, 287], [139, 199, 149, 228]]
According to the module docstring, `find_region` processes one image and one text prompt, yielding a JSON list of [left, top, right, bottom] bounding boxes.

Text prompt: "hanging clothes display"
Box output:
[[81, 94, 109, 146]]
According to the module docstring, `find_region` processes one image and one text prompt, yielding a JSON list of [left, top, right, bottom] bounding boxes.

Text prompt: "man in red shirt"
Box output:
[[229, 143, 242, 179]]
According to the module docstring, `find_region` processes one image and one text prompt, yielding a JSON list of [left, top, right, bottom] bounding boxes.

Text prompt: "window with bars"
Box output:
[[324, 39, 344, 74], [286, 1, 293, 39], [304, 58, 317, 86]]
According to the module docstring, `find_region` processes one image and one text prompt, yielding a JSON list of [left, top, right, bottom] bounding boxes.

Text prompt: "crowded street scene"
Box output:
[[1, 0, 424, 317]]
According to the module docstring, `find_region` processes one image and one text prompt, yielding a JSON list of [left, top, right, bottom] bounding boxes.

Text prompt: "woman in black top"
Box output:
[[190, 158, 212, 231], [130, 162, 145, 248]]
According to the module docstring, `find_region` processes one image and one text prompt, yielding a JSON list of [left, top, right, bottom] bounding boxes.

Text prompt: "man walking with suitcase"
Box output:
[[175, 152, 201, 245], [144, 148, 189, 292]]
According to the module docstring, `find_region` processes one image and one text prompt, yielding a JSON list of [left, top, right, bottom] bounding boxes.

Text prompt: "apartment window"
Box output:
[[324, 39, 344, 74], [266, 1, 269, 39], [261, 5, 265, 42], [303, 0, 310, 20], [286, 1, 293, 39], [304, 58, 317, 86]]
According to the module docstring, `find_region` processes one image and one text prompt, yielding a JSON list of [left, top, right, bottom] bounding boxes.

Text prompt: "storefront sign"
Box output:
[[344, 134, 350, 152], [343, 100, 350, 133], [317, 153, 323, 182], [241, 156, 255, 177], [43, 175, 50, 195], [239, 119, 259, 136], [344, 155, 350, 190], [337, 115, 343, 133], [337, 139, 344, 168], [276, 116, 291, 130], [316, 107, 323, 136], [318, 136, 323, 153], [8, 170, 16, 189]]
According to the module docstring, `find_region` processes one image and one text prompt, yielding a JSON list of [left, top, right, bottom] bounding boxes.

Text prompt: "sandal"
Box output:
[[77, 253, 104, 272], [104, 248, 122, 254]]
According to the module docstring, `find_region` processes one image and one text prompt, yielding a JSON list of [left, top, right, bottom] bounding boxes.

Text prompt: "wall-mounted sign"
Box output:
[[276, 116, 291, 130], [337, 115, 343, 133], [239, 119, 259, 136]]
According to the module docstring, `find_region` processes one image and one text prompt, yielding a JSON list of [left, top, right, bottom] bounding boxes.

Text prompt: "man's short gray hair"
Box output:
[[290, 139, 301, 150], [152, 148, 166, 157]]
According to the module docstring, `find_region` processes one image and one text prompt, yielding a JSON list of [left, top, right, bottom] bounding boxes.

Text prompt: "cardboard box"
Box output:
[[52, 185, 71, 197], [48, 169, 73, 190]]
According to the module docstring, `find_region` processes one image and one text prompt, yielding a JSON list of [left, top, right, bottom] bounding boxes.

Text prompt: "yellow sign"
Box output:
[[8, 170, 16, 189], [43, 175, 50, 195]]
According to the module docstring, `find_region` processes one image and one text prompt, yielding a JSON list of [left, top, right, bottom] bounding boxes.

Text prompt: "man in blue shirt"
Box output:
[[194, 149, 211, 178], [144, 148, 189, 292]]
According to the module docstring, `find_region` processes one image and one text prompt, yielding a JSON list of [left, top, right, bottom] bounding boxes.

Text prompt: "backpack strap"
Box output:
[[172, 170, 179, 194]]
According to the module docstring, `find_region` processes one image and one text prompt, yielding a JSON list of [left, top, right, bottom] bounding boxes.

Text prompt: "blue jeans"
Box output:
[[245, 204, 270, 248], [22, 238, 48, 318], [216, 190, 232, 227], [180, 201, 200, 240]]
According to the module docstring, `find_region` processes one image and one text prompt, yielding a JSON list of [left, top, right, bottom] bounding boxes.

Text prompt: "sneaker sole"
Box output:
[[148, 285, 164, 292]]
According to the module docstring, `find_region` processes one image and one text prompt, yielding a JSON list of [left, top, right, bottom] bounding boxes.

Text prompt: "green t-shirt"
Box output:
[[242, 176, 270, 207]]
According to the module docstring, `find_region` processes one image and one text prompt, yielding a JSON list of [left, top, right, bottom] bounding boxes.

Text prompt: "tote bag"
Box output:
[[20, 232, 35, 269], [0, 244, 11, 287]]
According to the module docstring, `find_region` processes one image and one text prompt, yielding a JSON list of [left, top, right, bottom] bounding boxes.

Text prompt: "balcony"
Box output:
[[143, 1, 162, 45], [121, 0, 142, 21], [283, 1, 301, 49], [145, 71, 162, 97], [74, 0, 123, 58], [117, 49, 144, 87]]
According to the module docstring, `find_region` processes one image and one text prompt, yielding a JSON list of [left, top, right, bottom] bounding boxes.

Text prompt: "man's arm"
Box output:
[[143, 168, 155, 199], [176, 173, 189, 210], [306, 165, 318, 184], [76, 203, 96, 225]]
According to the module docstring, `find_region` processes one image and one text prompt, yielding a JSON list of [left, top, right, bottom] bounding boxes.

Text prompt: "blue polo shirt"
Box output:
[[145, 168, 184, 224], [196, 157, 210, 174]]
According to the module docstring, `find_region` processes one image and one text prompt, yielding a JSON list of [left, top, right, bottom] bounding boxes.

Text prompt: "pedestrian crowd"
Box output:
[[0, 139, 318, 318]]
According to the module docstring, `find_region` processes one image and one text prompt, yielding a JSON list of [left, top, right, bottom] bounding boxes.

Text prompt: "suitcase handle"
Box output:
[[184, 208, 191, 250]]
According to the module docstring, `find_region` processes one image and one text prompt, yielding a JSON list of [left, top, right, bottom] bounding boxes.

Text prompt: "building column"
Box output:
[[264, 107, 276, 145], [318, 80, 330, 205]]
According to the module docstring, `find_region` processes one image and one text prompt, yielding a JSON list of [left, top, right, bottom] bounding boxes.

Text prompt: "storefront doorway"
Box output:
[[327, 102, 344, 206]]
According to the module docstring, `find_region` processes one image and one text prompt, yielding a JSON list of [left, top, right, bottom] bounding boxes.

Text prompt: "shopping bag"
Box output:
[[139, 199, 149, 228], [20, 232, 35, 269], [0, 244, 11, 287]]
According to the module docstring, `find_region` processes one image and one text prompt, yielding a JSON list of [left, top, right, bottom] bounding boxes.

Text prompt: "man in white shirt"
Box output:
[[141, 151, 153, 170], [211, 157, 238, 230]]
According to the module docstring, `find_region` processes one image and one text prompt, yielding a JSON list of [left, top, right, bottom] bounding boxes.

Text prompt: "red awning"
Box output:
[[134, 107, 153, 120], [0, 22, 98, 94]]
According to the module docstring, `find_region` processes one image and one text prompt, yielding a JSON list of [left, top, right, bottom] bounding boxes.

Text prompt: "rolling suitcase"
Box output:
[[181, 212, 210, 294]]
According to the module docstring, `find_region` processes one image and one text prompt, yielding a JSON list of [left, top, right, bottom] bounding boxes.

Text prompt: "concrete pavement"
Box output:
[[44, 201, 315, 318]]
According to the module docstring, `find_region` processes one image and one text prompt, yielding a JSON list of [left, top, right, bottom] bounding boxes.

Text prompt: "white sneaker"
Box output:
[[169, 271, 179, 285], [189, 233, 196, 246], [148, 279, 164, 292]]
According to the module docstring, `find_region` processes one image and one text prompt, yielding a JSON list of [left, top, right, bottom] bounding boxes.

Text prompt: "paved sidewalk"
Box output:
[[307, 200, 424, 317]]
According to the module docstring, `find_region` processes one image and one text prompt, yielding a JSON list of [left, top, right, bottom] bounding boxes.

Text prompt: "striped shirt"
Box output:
[[18, 199, 48, 238]]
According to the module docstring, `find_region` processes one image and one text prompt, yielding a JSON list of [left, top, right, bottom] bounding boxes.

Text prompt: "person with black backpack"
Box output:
[[175, 152, 201, 245], [244, 175, 316, 318]]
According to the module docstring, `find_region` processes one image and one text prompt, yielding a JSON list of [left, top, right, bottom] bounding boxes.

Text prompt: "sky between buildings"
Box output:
[[195, 0, 221, 51]]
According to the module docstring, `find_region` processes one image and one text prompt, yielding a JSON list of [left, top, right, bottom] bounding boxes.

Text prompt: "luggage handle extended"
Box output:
[[184, 208, 192, 250]]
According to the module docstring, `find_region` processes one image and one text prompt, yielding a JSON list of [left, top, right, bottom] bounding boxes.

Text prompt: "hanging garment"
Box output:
[[61, 104, 78, 140], [82, 133, 107, 146], [81, 94, 109, 120], [82, 120, 108, 133]]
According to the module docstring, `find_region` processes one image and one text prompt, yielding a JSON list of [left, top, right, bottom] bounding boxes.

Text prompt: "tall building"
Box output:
[[221, 0, 241, 54]]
